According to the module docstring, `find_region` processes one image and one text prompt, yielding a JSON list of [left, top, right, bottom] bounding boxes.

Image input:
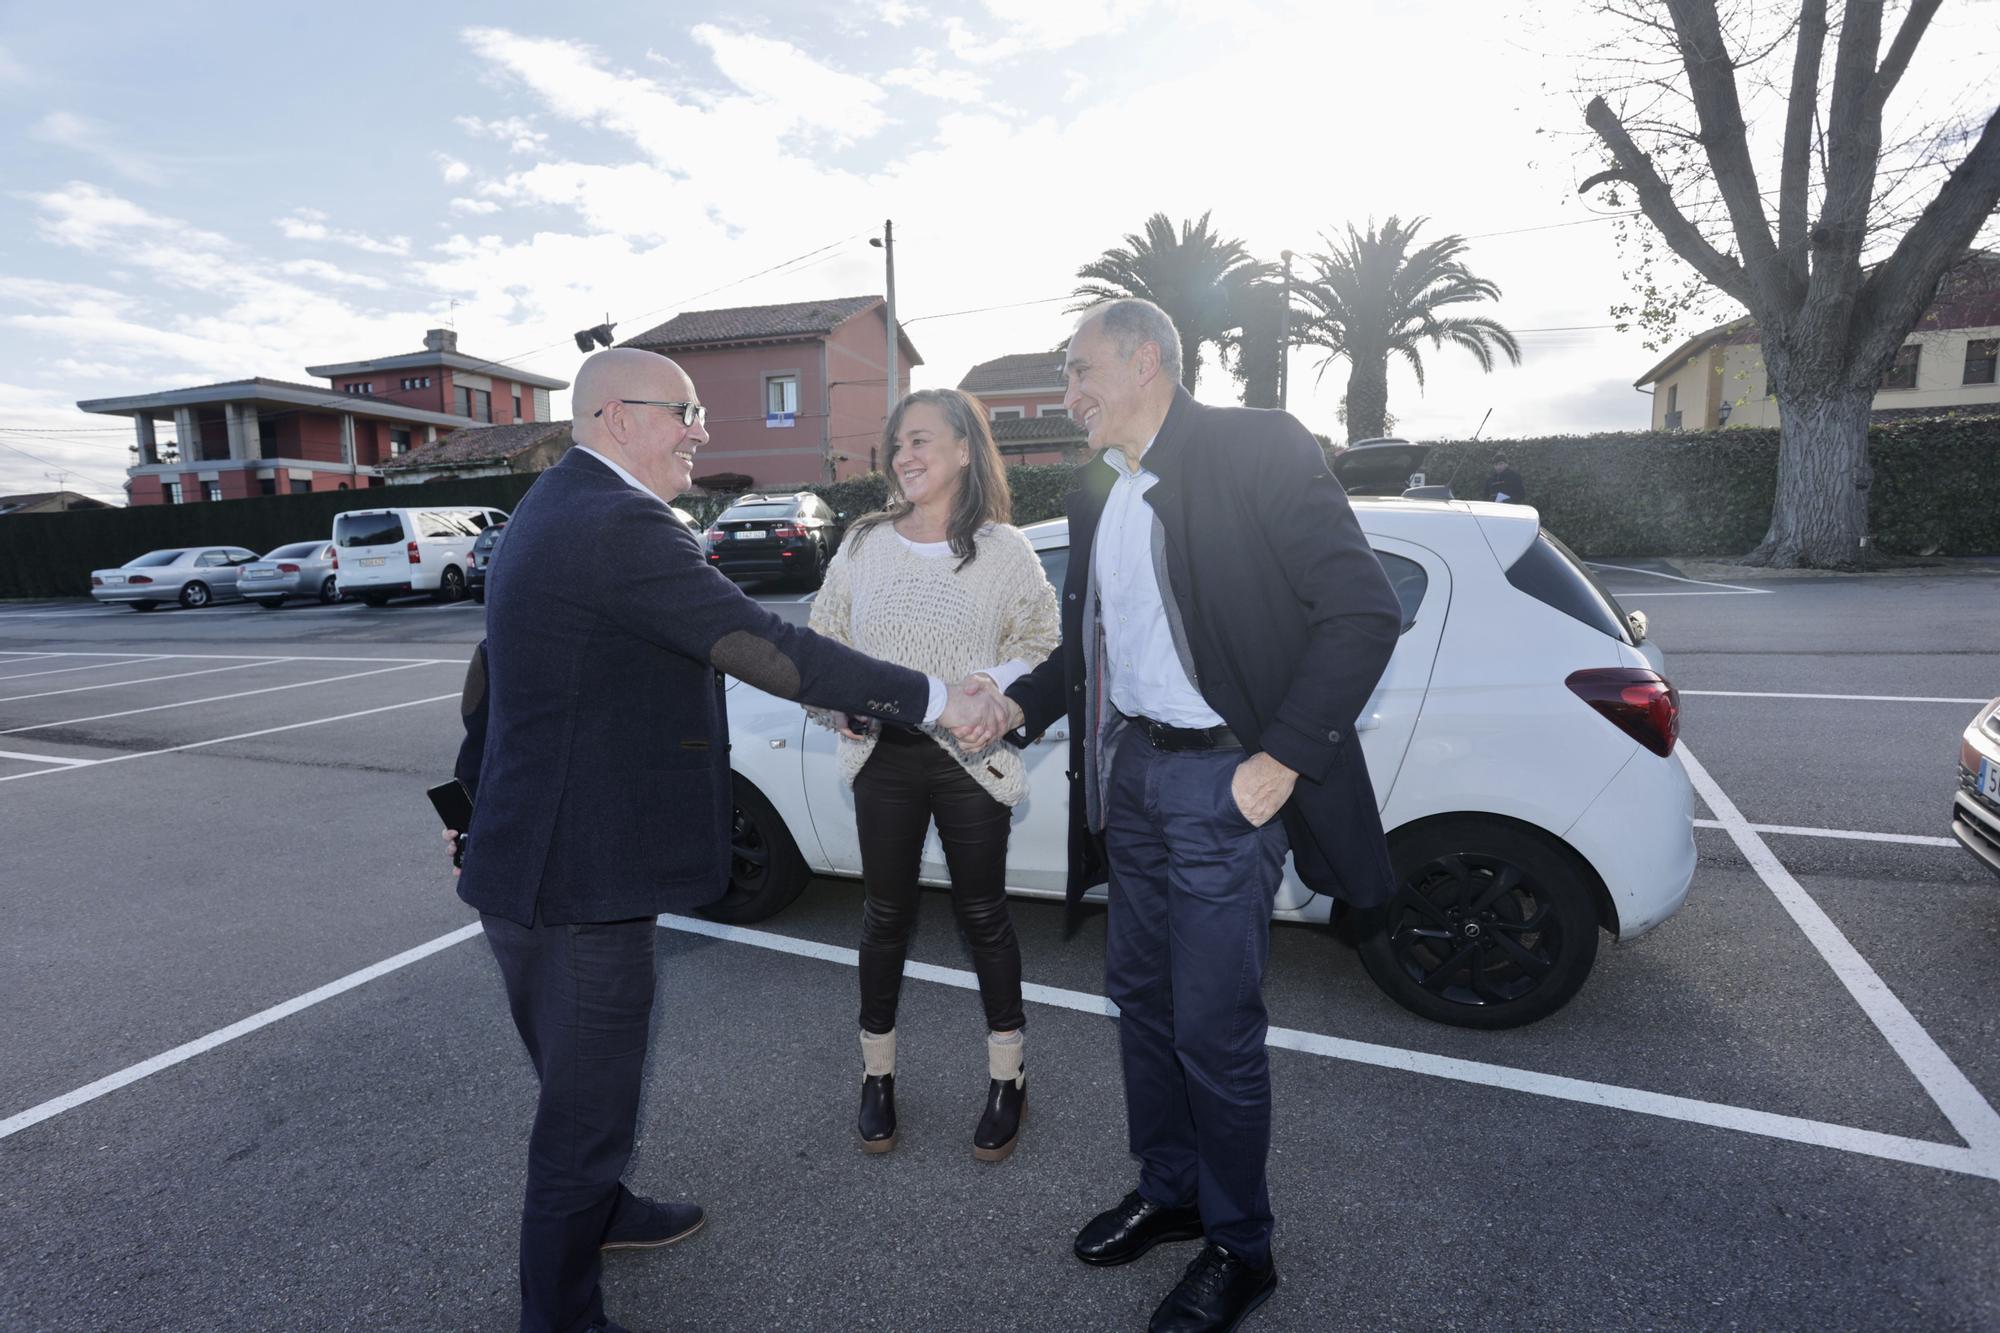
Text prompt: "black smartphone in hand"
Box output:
[[426, 779, 474, 867]]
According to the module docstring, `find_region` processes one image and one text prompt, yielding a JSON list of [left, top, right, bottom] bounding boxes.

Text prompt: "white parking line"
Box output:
[[1679, 745, 2000, 1160], [0, 659, 282, 704], [0, 748, 94, 767], [0, 662, 451, 735], [1682, 689, 1987, 704], [1692, 818, 1959, 849], [0, 922, 485, 1142], [0, 692, 462, 784], [0, 652, 65, 663], [7, 650, 462, 664], [0, 655, 175, 683], [1587, 562, 1770, 594], [658, 915, 1998, 1182], [1617, 590, 1769, 598]]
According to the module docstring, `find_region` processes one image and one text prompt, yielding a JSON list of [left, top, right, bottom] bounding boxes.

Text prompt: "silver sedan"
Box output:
[[89, 547, 261, 610], [237, 541, 341, 608]]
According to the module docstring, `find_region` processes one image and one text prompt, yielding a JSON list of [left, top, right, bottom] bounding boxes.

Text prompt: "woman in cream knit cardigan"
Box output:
[[808, 388, 1060, 1162]]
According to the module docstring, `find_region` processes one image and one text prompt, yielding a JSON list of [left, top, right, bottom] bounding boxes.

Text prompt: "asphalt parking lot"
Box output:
[[2, 561, 1997, 1332]]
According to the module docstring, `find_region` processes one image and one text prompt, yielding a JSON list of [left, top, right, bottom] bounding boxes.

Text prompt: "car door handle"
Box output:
[[1039, 729, 1069, 743]]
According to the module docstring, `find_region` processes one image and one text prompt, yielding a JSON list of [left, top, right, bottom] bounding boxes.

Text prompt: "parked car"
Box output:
[[1953, 696, 2000, 878], [711, 500, 1694, 1030], [467, 522, 507, 604], [1330, 438, 1438, 497], [237, 541, 340, 608], [331, 505, 508, 606], [89, 547, 261, 610], [702, 492, 838, 589]]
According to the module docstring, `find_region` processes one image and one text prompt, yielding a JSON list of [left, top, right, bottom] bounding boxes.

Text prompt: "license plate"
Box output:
[[105, 575, 125, 585], [734, 530, 765, 540], [243, 570, 273, 579], [361, 557, 386, 567], [1981, 759, 2000, 804]]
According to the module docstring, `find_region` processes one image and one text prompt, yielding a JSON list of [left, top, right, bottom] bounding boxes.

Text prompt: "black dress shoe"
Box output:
[[859, 1072, 897, 1152], [600, 1196, 704, 1251], [972, 1071, 1026, 1162], [1148, 1243, 1278, 1332], [1073, 1190, 1204, 1267]]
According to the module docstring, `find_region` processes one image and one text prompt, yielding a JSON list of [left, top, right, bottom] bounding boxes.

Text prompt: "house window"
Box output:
[[257, 477, 277, 496], [290, 479, 311, 495], [391, 428, 411, 457], [513, 393, 523, 420], [454, 386, 492, 422], [162, 481, 182, 504], [1964, 338, 1998, 386], [1038, 406, 1067, 418], [991, 408, 1024, 421], [344, 382, 375, 396], [765, 374, 799, 418], [1882, 343, 1920, 390], [203, 481, 222, 502], [400, 376, 432, 391]]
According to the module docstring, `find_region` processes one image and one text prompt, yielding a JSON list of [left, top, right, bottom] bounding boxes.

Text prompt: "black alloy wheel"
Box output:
[[698, 775, 810, 924], [1356, 820, 1600, 1029], [178, 581, 211, 609], [437, 567, 467, 602], [318, 576, 340, 604]]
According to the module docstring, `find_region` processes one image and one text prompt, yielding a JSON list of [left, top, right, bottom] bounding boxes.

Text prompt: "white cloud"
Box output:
[[879, 0, 928, 25], [0, 42, 31, 87], [691, 25, 888, 147], [276, 209, 411, 256], [454, 114, 549, 153], [437, 155, 472, 184], [29, 112, 173, 186], [880, 59, 989, 105], [449, 197, 502, 215], [277, 259, 389, 289]]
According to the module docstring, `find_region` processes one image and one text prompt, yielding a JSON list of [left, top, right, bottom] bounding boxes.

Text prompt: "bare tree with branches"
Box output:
[[1580, 0, 2000, 567]]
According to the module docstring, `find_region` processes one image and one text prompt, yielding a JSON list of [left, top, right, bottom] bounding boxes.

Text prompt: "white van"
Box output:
[[331, 505, 509, 605]]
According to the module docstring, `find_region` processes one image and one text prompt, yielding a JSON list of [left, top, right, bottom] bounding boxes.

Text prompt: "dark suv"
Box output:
[[703, 493, 838, 588], [467, 521, 506, 604]]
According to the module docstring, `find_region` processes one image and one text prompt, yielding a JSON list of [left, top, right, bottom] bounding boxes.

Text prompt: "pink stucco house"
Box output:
[[619, 296, 921, 486], [958, 349, 1088, 465]]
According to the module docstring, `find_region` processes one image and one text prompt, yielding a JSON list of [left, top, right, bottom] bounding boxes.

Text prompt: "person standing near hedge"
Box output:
[[808, 388, 1061, 1161], [1482, 454, 1527, 504]]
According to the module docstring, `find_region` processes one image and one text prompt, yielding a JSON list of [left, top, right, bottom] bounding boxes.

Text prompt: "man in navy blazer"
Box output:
[[453, 349, 1001, 1333], [985, 300, 1401, 1332]]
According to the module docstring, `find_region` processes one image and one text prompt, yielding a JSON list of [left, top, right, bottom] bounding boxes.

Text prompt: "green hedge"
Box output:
[[9, 414, 1992, 598]]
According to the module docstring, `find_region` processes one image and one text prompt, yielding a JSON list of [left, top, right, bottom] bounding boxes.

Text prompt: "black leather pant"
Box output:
[[853, 727, 1024, 1035]]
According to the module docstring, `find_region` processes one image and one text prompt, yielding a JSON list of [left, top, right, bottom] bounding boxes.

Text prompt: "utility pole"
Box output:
[[871, 220, 897, 424], [1277, 250, 1294, 411]]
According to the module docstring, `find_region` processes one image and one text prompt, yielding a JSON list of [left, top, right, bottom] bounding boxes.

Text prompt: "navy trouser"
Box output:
[[1102, 735, 1288, 1268], [483, 911, 659, 1333]]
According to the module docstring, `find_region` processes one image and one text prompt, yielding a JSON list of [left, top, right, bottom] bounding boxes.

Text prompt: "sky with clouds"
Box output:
[[0, 0, 1992, 502]]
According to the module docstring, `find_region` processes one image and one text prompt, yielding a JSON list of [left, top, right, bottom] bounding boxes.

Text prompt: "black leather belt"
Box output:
[[1122, 713, 1242, 752]]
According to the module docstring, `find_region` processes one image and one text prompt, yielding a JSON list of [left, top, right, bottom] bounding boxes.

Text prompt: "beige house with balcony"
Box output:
[[1635, 257, 2000, 430]]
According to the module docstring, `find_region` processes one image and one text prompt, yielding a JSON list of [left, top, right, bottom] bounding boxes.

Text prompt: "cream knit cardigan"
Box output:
[[807, 521, 1061, 806]]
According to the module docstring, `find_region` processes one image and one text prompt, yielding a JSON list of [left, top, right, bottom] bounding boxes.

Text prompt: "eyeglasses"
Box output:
[[593, 399, 705, 428]]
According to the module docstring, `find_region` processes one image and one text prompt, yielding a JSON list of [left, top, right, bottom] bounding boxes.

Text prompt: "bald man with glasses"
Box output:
[[452, 349, 1008, 1333]]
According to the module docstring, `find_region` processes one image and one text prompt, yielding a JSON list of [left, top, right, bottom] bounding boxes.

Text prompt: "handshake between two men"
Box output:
[[835, 672, 1022, 750]]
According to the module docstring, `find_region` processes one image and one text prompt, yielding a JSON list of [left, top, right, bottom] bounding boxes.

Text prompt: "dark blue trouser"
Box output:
[[1103, 736, 1288, 1269], [483, 912, 659, 1333]]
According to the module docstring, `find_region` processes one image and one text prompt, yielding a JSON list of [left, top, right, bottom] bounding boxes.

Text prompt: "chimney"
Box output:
[[423, 328, 458, 354]]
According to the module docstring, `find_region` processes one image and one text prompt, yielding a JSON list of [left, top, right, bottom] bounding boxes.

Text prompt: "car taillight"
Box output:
[[1566, 668, 1679, 757], [331, 553, 339, 570], [704, 527, 724, 544], [277, 563, 300, 573], [771, 523, 805, 539], [128, 575, 153, 585], [407, 540, 421, 565], [91, 576, 103, 587]]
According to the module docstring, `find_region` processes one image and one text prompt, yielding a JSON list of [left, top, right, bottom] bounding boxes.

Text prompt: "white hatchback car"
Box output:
[[716, 500, 1696, 1029]]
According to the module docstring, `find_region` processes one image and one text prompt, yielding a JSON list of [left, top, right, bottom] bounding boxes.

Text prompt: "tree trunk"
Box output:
[[1181, 331, 1202, 393], [1745, 387, 1874, 568], [1344, 355, 1389, 443]]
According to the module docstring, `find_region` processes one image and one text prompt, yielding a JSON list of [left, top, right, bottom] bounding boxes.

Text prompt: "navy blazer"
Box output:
[[1007, 387, 1404, 909], [456, 449, 931, 926]]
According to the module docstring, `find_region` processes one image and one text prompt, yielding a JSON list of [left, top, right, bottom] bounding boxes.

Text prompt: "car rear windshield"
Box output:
[[720, 503, 796, 521], [473, 525, 506, 551], [1506, 532, 1632, 644], [128, 550, 185, 567], [267, 541, 321, 559], [334, 513, 407, 548]]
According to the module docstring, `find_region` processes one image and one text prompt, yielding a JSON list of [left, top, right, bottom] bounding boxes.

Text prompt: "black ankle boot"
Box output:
[[859, 1073, 897, 1153], [973, 1069, 1025, 1162]]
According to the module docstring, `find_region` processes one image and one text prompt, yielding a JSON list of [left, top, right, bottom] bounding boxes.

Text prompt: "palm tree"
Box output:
[[1071, 212, 1272, 392], [1297, 216, 1521, 442]]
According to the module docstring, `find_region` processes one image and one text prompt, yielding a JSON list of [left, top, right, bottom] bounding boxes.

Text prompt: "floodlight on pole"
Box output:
[[573, 320, 617, 353]]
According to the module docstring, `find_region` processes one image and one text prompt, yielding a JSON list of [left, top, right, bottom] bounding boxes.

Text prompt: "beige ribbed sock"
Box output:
[[988, 1028, 1024, 1085], [861, 1028, 896, 1077]]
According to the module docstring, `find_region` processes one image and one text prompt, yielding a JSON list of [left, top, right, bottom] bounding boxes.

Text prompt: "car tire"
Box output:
[[130, 601, 157, 612], [471, 587, 485, 605], [435, 567, 466, 602], [363, 594, 390, 608], [1355, 819, 1601, 1030], [178, 581, 211, 609], [256, 598, 286, 609], [318, 576, 341, 605], [698, 775, 811, 925], [800, 540, 830, 590]]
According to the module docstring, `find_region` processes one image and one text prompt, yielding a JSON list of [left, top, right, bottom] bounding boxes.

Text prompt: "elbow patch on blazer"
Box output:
[[710, 630, 802, 698], [459, 647, 487, 717]]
